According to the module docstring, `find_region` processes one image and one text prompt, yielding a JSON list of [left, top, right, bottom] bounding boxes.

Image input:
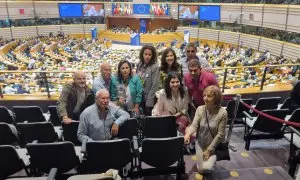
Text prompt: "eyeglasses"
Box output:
[[187, 50, 195, 53], [189, 69, 198, 73]]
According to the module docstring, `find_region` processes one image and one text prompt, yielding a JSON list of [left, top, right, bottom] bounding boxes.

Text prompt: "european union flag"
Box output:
[[133, 4, 150, 15]]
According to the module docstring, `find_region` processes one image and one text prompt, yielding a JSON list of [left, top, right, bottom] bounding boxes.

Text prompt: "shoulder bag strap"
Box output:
[[205, 106, 216, 139]]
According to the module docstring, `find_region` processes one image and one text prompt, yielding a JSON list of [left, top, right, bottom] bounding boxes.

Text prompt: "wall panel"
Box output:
[[241, 4, 263, 27], [0, 28, 12, 39], [221, 4, 242, 23], [177, 26, 198, 38], [169, 3, 178, 19], [34, 2, 59, 18], [0, 2, 8, 20], [61, 24, 84, 35], [219, 31, 239, 45], [282, 43, 300, 61], [286, 6, 300, 33], [262, 5, 287, 30], [11, 26, 37, 39], [7, 1, 34, 19], [239, 34, 260, 50], [259, 37, 283, 57], [198, 28, 219, 42], [37, 25, 61, 36]]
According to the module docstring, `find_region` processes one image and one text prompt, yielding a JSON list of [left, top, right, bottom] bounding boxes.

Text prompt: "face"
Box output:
[[188, 66, 201, 79], [169, 77, 180, 91], [203, 90, 215, 107], [120, 63, 130, 78], [100, 64, 111, 80], [74, 72, 86, 88], [166, 51, 175, 66], [186, 47, 197, 60], [143, 49, 152, 65], [96, 91, 110, 109]]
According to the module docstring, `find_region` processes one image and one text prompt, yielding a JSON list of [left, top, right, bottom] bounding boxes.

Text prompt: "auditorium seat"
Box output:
[[0, 106, 15, 125], [26, 142, 81, 175], [226, 98, 252, 124], [117, 118, 138, 140], [136, 137, 185, 179], [246, 97, 281, 117], [243, 109, 289, 150], [0, 145, 29, 179], [86, 139, 133, 177], [16, 122, 59, 146], [48, 106, 62, 126], [278, 97, 293, 110], [0, 123, 19, 146], [143, 116, 177, 138], [62, 121, 81, 146], [13, 106, 48, 123]]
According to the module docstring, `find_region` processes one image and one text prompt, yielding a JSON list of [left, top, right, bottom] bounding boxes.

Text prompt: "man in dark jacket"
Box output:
[[57, 71, 94, 124]]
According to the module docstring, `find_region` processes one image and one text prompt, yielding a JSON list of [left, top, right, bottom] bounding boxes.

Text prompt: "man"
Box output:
[[184, 59, 219, 108], [77, 89, 130, 142], [57, 71, 94, 124], [92, 62, 111, 94], [179, 43, 211, 75]]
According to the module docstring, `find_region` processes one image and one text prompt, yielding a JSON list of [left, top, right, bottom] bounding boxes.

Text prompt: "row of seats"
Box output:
[[0, 117, 185, 179]]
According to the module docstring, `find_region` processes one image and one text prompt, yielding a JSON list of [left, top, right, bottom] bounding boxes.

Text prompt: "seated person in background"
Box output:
[[77, 89, 130, 142], [110, 60, 143, 116], [92, 62, 111, 94], [57, 71, 94, 123], [159, 48, 183, 89], [152, 72, 190, 134], [184, 85, 227, 173]]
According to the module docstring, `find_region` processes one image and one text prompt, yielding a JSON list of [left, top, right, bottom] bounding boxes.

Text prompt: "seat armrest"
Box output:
[[132, 136, 139, 156], [32, 140, 38, 144], [289, 126, 300, 137], [81, 139, 87, 154], [243, 111, 253, 120], [47, 168, 57, 180]]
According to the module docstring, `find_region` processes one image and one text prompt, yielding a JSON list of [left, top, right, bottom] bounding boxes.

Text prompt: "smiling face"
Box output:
[[169, 77, 180, 91], [166, 51, 175, 67], [186, 46, 197, 60], [143, 49, 152, 65], [203, 90, 215, 107], [74, 71, 86, 89]]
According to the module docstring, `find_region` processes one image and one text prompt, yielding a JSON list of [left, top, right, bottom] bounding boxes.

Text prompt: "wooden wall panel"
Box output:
[[286, 6, 300, 33], [241, 4, 263, 27], [282, 43, 300, 61], [0, 2, 8, 20], [239, 33, 260, 50], [259, 37, 283, 56], [262, 5, 287, 30], [219, 31, 239, 45], [0, 28, 12, 39], [11, 26, 37, 39], [37, 25, 61, 36], [34, 2, 59, 18], [61, 24, 84, 35], [221, 4, 242, 23], [7, 1, 34, 19]]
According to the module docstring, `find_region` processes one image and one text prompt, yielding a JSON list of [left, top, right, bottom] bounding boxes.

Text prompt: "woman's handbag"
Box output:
[[205, 108, 230, 161]]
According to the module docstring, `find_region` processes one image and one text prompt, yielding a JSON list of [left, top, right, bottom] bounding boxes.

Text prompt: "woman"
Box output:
[[184, 85, 227, 173], [110, 60, 143, 115], [136, 45, 160, 116], [159, 48, 183, 89], [152, 72, 189, 134]]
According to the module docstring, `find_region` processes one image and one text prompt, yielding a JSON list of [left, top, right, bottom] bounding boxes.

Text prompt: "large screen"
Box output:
[[133, 4, 150, 15], [112, 3, 132, 16], [199, 5, 220, 21], [150, 3, 169, 16], [82, 3, 104, 17], [59, 4, 82, 17], [178, 5, 198, 19]]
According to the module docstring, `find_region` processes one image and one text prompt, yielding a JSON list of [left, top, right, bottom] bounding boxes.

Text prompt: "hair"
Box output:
[[164, 72, 185, 100], [188, 59, 201, 68], [139, 45, 157, 66], [203, 85, 222, 107], [117, 60, 132, 83], [96, 89, 109, 99], [186, 43, 197, 51], [160, 48, 180, 73]]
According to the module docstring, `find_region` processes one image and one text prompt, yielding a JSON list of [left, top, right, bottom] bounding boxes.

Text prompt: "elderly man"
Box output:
[[92, 62, 111, 94], [57, 71, 94, 123], [77, 89, 130, 142], [179, 43, 212, 75], [184, 59, 218, 108]]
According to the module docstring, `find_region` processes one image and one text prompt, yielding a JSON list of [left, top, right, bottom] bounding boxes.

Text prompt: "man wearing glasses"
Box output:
[[184, 59, 218, 110], [179, 43, 211, 75]]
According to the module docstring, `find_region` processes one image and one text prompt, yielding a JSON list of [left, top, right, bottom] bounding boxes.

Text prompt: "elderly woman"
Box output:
[[152, 72, 189, 134], [110, 60, 143, 115], [184, 85, 227, 173], [136, 45, 160, 116], [159, 48, 183, 89]]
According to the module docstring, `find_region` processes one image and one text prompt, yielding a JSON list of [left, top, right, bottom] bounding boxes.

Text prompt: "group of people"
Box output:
[[56, 43, 228, 173]]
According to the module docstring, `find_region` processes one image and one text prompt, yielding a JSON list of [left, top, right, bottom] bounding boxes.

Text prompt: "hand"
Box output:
[[111, 123, 119, 136], [118, 97, 125, 105], [62, 116, 72, 124], [203, 150, 210, 161], [184, 134, 190, 144], [174, 112, 181, 117]]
